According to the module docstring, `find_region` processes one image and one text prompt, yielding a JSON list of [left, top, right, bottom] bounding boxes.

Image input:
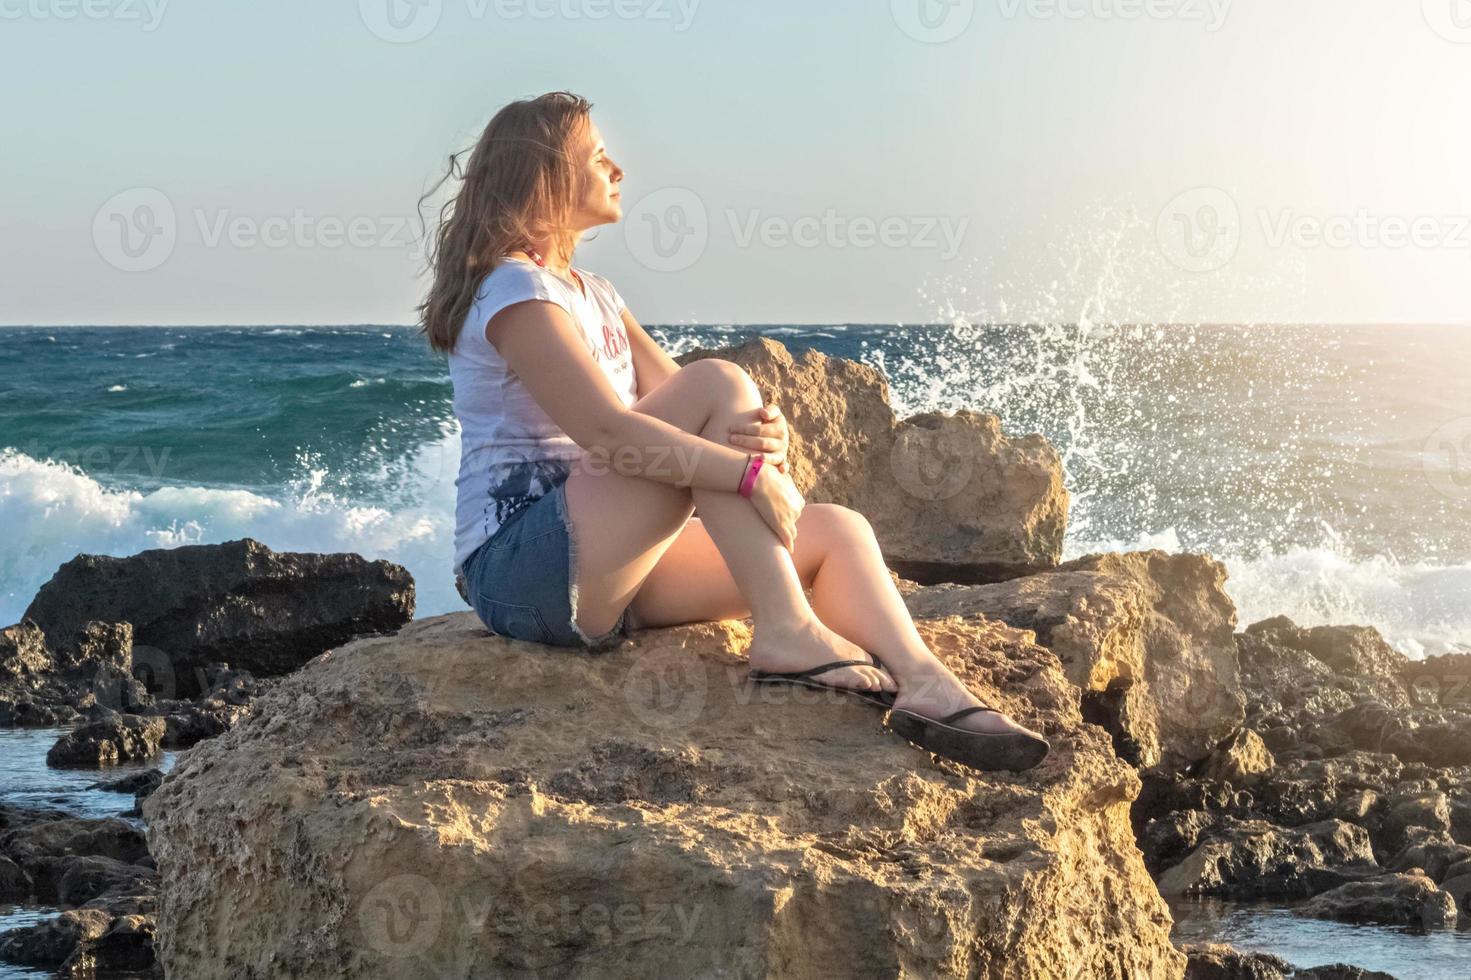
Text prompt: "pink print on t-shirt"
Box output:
[[595, 321, 630, 363]]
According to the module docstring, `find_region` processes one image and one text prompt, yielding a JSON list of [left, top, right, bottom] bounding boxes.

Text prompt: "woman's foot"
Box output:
[[747, 618, 897, 696], [891, 665, 1043, 739]]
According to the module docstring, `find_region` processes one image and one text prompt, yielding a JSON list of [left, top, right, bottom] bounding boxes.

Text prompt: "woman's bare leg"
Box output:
[[631, 504, 1041, 736], [562, 358, 892, 694]]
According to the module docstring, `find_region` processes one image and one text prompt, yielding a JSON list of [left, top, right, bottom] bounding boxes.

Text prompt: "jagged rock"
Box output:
[[1182, 943, 1294, 979], [91, 768, 164, 798], [1296, 871, 1459, 929], [46, 714, 166, 768], [0, 619, 150, 725], [1179, 943, 1398, 980], [679, 338, 1069, 583], [0, 619, 50, 678], [56, 854, 156, 906], [1156, 818, 1379, 899], [0, 908, 112, 969], [1195, 729, 1274, 784], [24, 538, 415, 697], [141, 663, 274, 748], [1239, 619, 1410, 713], [0, 854, 33, 901], [0, 814, 149, 904], [1140, 809, 1217, 875], [1377, 793, 1452, 855], [146, 611, 1185, 979], [0, 895, 159, 977], [902, 550, 1244, 774], [1387, 836, 1471, 882], [1441, 873, 1471, 918]]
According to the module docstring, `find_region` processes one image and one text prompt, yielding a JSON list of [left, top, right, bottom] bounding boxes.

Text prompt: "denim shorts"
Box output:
[[456, 477, 631, 651]]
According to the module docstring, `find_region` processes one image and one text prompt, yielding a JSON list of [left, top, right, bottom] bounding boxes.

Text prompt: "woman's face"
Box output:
[[569, 119, 624, 230]]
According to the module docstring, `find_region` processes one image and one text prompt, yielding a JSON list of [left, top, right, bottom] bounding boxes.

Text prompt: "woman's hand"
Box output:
[[727, 402, 789, 473], [746, 463, 804, 552]]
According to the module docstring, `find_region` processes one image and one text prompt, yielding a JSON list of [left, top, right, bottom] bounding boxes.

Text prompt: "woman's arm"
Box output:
[[621, 308, 680, 399]]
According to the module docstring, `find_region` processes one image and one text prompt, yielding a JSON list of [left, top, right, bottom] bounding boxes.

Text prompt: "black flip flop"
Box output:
[[749, 657, 897, 709], [886, 705, 1051, 772]]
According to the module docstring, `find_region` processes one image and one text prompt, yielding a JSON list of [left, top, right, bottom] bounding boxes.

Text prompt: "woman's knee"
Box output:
[[682, 358, 762, 409], [803, 503, 877, 548]]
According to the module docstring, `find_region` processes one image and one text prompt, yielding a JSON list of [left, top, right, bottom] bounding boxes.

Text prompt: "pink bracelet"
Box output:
[[737, 454, 765, 497]]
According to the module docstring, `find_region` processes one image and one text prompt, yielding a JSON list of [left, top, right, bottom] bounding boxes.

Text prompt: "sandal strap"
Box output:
[[757, 659, 872, 681], [939, 705, 1000, 726]]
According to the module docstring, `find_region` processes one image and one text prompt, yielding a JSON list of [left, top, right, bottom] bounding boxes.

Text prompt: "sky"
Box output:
[[2, 0, 1470, 326]]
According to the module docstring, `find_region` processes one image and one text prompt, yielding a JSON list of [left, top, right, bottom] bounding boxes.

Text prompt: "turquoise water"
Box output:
[[1170, 898, 1471, 979]]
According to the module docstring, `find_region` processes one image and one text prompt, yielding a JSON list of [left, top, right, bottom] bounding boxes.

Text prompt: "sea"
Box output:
[[1, 320, 1468, 975]]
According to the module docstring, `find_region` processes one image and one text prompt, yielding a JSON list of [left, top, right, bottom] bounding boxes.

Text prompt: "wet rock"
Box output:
[[56, 854, 156, 906], [0, 907, 111, 969], [24, 537, 415, 697], [146, 611, 1185, 979], [903, 550, 1244, 774], [1180, 943, 1398, 980], [46, 714, 166, 768], [1377, 793, 1452, 855], [1441, 873, 1471, 918], [0, 854, 34, 901], [680, 338, 1070, 583], [1181, 943, 1293, 979], [91, 768, 164, 798], [1296, 870, 1459, 930], [142, 663, 275, 748], [0, 619, 151, 725], [0, 815, 149, 904], [0, 896, 159, 978], [1156, 818, 1379, 899]]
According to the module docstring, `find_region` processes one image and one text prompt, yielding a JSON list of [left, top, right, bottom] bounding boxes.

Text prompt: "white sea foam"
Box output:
[[107, 384, 127, 392], [0, 440, 465, 628]]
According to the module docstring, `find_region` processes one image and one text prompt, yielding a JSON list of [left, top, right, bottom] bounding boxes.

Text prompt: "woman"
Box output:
[[419, 91, 1048, 772]]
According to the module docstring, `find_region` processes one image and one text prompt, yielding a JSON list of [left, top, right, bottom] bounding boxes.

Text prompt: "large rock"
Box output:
[[46, 714, 166, 768], [678, 338, 1069, 583], [1156, 818, 1379, 899], [0, 814, 150, 904], [24, 538, 415, 697], [0, 619, 150, 726], [1179, 944, 1396, 980], [146, 612, 1185, 979], [902, 550, 1244, 774], [1296, 871, 1459, 929]]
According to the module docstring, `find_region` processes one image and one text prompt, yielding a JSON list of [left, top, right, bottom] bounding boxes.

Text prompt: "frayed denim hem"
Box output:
[[552, 480, 630, 652]]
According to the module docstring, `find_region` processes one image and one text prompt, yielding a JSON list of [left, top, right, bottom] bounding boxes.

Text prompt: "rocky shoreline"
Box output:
[[1, 338, 1464, 978]]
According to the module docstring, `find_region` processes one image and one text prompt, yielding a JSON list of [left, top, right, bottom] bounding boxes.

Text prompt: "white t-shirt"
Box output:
[[449, 256, 638, 576]]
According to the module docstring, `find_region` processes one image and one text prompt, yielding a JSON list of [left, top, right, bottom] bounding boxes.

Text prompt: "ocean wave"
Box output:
[[2, 442, 1465, 659], [0, 444, 464, 629]]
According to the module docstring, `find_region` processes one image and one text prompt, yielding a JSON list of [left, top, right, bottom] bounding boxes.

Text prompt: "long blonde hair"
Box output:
[[417, 91, 593, 354]]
